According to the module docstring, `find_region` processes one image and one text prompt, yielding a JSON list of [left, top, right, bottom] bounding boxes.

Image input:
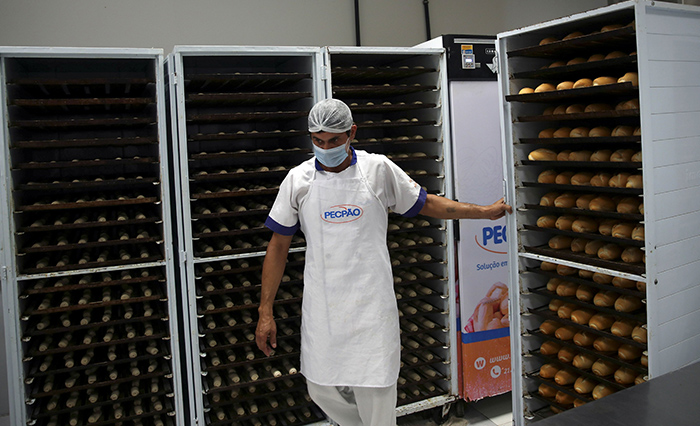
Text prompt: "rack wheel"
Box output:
[[431, 402, 452, 424]]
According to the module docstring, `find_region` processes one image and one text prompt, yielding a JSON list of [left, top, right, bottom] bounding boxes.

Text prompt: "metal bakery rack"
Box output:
[[0, 47, 186, 426], [495, 1, 700, 424]]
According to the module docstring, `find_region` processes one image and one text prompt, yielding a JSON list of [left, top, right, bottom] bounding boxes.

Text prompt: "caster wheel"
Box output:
[[431, 403, 451, 425]]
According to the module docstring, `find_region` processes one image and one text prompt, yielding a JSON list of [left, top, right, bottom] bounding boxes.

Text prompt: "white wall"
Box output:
[[0, 0, 609, 52]]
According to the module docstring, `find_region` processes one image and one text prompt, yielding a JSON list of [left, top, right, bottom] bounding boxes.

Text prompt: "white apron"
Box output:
[[298, 161, 400, 387]]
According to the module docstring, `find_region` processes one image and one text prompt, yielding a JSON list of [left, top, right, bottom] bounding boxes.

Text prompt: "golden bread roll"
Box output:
[[553, 104, 569, 115], [537, 215, 558, 228], [553, 127, 573, 138], [585, 103, 613, 112], [541, 340, 563, 355], [590, 172, 612, 187], [592, 359, 618, 376], [535, 83, 557, 93], [618, 72, 639, 86], [593, 76, 617, 85], [593, 337, 622, 353], [543, 106, 556, 115], [554, 369, 578, 386], [590, 149, 613, 162], [618, 344, 643, 360], [540, 37, 558, 45], [621, 98, 640, 110], [574, 376, 598, 394], [611, 148, 636, 161], [590, 196, 616, 212], [614, 367, 638, 385], [592, 383, 616, 400], [557, 264, 578, 276], [540, 319, 563, 335], [573, 353, 597, 370], [573, 77, 593, 88], [575, 284, 595, 302], [528, 148, 558, 161], [557, 303, 578, 319], [594, 290, 620, 308], [541, 261, 558, 271], [592, 272, 614, 284], [612, 222, 635, 239], [540, 192, 560, 207], [615, 294, 644, 312], [570, 238, 590, 252], [598, 243, 622, 260], [589, 126, 612, 137], [539, 383, 558, 398], [549, 298, 565, 312], [549, 235, 573, 250], [551, 406, 564, 414], [570, 308, 596, 325], [558, 346, 579, 363], [555, 171, 575, 184], [539, 363, 560, 379], [611, 319, 638, 337], [639, 202, 645, 214], [631, 150, 642, 162], [601, 23, 624, 32], [569, 127, 590, 138], [538, 169, 558, 184], [611, 125, 634, 137], [549, 60, 567, 68], [605, 50, 627, 59], [635, 374, 647, 385], [563, 31, 584, 40], [554, 193, 577, 208], [621, 247, 644, 264], [637, 280, 646, 293], [579, 270, 594, 278], [588, 53, 606, 62], [585, 240, 606, 256], [626, 174, 643, 188], [557, 81, 575, 90], [571, 171, 595, 185], [573, 330, 596, 347], [546, 277, 563, 292], [569, 150, 592, 161], [572, 217, 598, 233], [538, 128, 556, 138], [576, 194, 597, 209], [612, 276, 637, 289], [565, 104, 584, 114], [609, 172, 631, 187], [641, 353, 648, 366], [555, 391, 577, 406], [617, 197, 642, 214], [598, 219, 617, 235], [555, 281, 578, 297], [633, 126, 642, 136], [588, 313, 615, 331], [567, 57, 586, 65], [555, 325, 578, 341], [632, 224, 645, 241], [519, 87, 535, 94], [557, 150, 572, 161]]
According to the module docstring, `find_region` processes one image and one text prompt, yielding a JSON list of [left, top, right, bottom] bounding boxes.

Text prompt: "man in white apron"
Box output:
[[256, 99, 511, 426]]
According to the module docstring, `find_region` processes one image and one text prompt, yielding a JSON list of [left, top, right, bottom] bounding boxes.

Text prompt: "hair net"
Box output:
[[308, 98, 354, 133]]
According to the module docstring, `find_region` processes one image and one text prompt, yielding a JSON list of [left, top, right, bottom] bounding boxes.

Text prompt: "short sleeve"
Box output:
[[265, 167, 308, 235], [380, 157, 427, 217]]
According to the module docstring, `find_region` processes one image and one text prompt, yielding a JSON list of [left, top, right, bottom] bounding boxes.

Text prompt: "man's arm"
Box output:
[[419, 194, 512, 220], [256, 232, 294, 356]]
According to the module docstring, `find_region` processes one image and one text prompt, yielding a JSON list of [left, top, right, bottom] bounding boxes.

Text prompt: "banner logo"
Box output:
[[321, 204, 364, 224], [475, 225, 507, 254]]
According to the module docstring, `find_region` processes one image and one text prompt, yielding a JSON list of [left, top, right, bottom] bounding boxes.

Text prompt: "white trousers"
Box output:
[[307, 381, 398, 426]]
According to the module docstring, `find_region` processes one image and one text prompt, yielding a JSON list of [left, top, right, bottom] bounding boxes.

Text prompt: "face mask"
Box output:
[[313, 141, 349, 167]]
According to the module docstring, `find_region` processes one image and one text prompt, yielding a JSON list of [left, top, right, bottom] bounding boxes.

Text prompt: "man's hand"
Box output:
[[485, 197, 513, 220], [255, 313, 277, 357]]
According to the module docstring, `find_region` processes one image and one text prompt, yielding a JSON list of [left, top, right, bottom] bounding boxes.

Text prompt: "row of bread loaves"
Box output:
[[540, 192, 644, 215]]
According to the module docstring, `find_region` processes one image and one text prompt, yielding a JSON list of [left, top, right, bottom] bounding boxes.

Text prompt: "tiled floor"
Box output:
[[399, 392, 513, 426]]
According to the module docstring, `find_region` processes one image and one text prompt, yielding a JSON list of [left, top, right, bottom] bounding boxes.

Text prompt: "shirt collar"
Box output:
[[314, 146, 357, 171]]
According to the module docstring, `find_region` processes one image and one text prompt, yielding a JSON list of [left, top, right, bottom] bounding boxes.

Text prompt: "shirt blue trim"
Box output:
[[315, 146, 357, 171], [265, 216, 299, 236], [402, 188, 427, 217], [461, 327, 511, 344]]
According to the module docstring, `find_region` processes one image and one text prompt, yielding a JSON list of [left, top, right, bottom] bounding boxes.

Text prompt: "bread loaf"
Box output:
[[535, 83, 557, 93], [553, 104, 569, 115], [572, 217, 598, 233], [570, 238, 590, 252], [633, 126, 642, 136], [575, 284, 595, 302], [556, 281, 578, 297], [590, 172, 612, 187], [539, 192, 560, 206], [538, 128, 556, 138], [539, 383, 558, 398], [637, 280, 646, 293], [573, 330, 596, 347], [558, 346, 579, 363], [592, 383, 616, 400], [555, 391, 577, 406], [639, 202, 644, 214], [573, 78, 593, 88], [555, 171, 575, 184], [588, 53, 606, 62], [611, 149, 636, 162], [549, 299, 565, 312], [621, 247, 644, 263], [598, 219, 617, 235], [553, 127, 573, 138], [572, 352, 597, 369], [540, 319, 562, 335], [616, 197, 642, 214], [593, 336, 622, 353], [605, 51, 627, 59], [542, 106, 556, 115], [528, 148, 557, 161], [608, 172, 631, 187], [537, 215, 557, 228], [546, 277, 563, 292], [641, 353, 648, 366], [626, 174, 643, 188], [615, 294, 644, 312], [619, 98, 640, 110], [576, 194, 597, 209], [601, 23, 624, 32], [632, 224, 645, 241], [541, 261, 558, 271], [565, 104, 584, 114], [612, 222, 635, 239], [557, 81, 575, 90], [584, 240, 606, 256], [618, 344, 643, 361], [540, 340, 562, 356], [585, 103, 613, 112], [592, 358, 618, 376], [593, 76, 617, 86], [549, 60, 567, 68], [569, 127, 590, 138], [549, 235, 573, 249], [588, 313, 615, 331], [570, 308, 596, 325], [590, 149, 612, 162], [539, 363, 560, 379], [611, 126, 634, 137], [611, 319, 638, 337], [538, 169, 558, 184], [635, 374, 647, 385], [557, 264, 578, 276], [557, 303, 578, 319], [592, 272, 614, 284], [554, 369, 578, 385], [590, 196, 616, 212], [614, 367, 638, 385], [554, 193, 577, 208], [574, 376, 598, 394], [567, 57, 586, 65], [539, 37, 558, 45], [579, 269, 594, 279], [557, 150, 572, 161], [563, 31, 584, 40], [571, 171, 594, 185], [612, 276, 637, 288], [598, 243, 622, 259], [631, 150, 642, 162], [555, 325, 578, 341], [618, 72, 639, 86], [593, 290, 620, 307], [589, 126, 612, 137]]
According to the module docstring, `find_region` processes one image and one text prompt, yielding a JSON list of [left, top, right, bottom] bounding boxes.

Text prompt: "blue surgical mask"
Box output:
[[313, 141, 349, 167]]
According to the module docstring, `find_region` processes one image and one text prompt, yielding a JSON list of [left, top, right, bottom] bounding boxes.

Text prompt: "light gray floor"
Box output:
[[399, 392, 513, 426]]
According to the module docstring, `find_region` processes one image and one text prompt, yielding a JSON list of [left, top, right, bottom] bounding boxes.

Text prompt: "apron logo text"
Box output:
[[321, 204, 364, 224]]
